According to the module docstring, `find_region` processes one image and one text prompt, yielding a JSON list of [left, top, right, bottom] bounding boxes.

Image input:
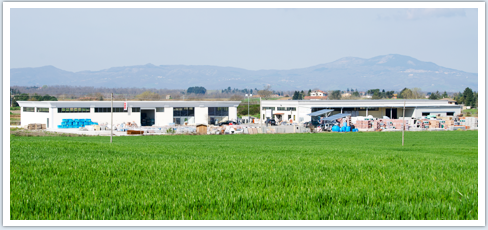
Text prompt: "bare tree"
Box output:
[[258, 84, 273, 99], [411, 88, 424, 99]]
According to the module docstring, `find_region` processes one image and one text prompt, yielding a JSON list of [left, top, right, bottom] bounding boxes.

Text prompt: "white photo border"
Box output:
[[3, 1, 485, 227]]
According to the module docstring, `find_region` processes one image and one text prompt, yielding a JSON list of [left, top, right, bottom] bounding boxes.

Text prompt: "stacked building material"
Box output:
[[373, 120, 381, 131], [380, 119, 408, 130], [27, 123, 44, 130], [429, 120, 440, 129], [461, 117, 478, 129], [354, 120, 371, 129]]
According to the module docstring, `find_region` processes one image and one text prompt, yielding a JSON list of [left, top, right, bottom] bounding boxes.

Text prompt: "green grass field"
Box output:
[[10, 131, 478, 220]]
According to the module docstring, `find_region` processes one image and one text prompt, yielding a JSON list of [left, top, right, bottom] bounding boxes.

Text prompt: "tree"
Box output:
[[411, 88, 424, 99], [442, 91, 448, 98], [400, 88, 413, 99], [258, 84, 273, 99], [429, 92, 438, 100], [308, 89, 312, 96], [352, 91, 360, 97], [135, 91, 161, 100], [463, 87, 474, 107], [329, 90, 342, 100], [187, 86, 206, 95]]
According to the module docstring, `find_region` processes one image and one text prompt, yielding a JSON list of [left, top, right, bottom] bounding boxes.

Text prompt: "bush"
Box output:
[[10, 107, 20, 110]]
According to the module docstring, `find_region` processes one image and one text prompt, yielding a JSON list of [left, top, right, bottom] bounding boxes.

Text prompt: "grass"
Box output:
[[10, 131, 478, 220], [463, 109, 478, 117]]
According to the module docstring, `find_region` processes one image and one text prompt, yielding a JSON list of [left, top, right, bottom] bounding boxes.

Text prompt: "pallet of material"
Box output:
[[127, 130, 144, 135]]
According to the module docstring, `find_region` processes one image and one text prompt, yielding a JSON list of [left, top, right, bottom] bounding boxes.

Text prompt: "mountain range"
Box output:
[[10, 54, 477, 92]]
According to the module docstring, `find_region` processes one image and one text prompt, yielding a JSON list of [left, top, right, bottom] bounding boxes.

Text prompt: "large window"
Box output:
[[37, 107, 49, 113], [173, 107, 194, 116], [262, 107, 275, 110], [208, 107, 228, 116], [447, 112, 454, 116], [132, 107, 140, 112], [95, 107, 125, 113], [156, 107, 165, 112], [23, 107, 34, 112], [57, 107, 90, 113]]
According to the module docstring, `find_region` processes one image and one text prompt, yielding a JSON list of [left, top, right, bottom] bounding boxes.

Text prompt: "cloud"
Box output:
[[378, 8, 466, 21], [405, 9, 466, 20]]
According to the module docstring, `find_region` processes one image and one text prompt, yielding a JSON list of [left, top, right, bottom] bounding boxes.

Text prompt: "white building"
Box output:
[[310, 90, 326, 97], [260, 99, 462, 124], [17, 101, 240, 129]]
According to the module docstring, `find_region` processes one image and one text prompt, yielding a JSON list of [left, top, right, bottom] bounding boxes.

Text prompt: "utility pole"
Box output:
[[110, 93, 113, 143], [402, 100, 405, 146]]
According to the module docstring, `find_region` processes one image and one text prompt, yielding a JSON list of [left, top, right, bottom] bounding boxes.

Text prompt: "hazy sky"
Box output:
[[10, 7, 478, 73]]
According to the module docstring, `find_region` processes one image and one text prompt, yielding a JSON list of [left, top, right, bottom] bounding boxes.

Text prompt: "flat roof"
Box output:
[[261, 99, 461, 108], [17, 100, 241, 108]]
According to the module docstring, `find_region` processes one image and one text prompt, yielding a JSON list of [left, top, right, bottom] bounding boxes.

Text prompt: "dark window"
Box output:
[[359, 107, 379, 111], [262, 107, 275, 110], [156, 107, 165, 112], [23, 107, 35, 112], [277, 107, 286, 111], [132, 107, 140, 112], [208, 107, 229, 116], [287, 107, 296, 111], [173, 107, 194, 116], [447, 112, 454, 116], [95, 107, 125, 113], [57, 107, 90, 113], [37, 107, 49, 113], [422, 112, 430, 116]]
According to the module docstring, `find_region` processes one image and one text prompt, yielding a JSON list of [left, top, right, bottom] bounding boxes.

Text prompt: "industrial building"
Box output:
[[260, 99, 462, 124], [17, 101, 240, 129]]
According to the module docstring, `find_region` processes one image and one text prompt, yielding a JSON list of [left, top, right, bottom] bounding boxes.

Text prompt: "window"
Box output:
[[422, 112, 430, 116], [173, 107, 194, 116], [277, 107, 286, 111], [287, 107, 296, 111], [262, 107, 275, 110], [156, 107, 165, 112], [132, 107, 140, 112], [447, 112, 454, 116], [23, 107, 35, 112], [57, 107, 90, 113], [95, 107, 125, 113], [37, 107, 49, 113], [359, 107, 379, 111], [208, 107, 228, 116]]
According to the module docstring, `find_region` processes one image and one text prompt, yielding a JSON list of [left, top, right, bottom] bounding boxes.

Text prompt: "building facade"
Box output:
[[260, 99, 462, 123], [17, 101, 240, 128]]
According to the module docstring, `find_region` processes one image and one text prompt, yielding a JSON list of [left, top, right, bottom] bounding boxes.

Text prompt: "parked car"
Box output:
[[303, 121, 311, 128], [267, 119, 277, 126], [218, 121, 237, 126]]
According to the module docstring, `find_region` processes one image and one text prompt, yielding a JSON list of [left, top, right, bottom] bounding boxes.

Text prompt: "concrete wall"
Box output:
[[20, 109, 50, 127], [413, 107, 461, 117], [229, 106, 238, 121], [195, 107, 209, 125], [156, 107, 173, 126]]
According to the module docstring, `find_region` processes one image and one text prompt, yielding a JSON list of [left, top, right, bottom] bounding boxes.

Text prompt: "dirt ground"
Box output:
[[10, 128, 88, 137]]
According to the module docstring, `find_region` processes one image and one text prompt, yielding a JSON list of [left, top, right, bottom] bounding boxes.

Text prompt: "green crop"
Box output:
[[10, 131, 478, 220]]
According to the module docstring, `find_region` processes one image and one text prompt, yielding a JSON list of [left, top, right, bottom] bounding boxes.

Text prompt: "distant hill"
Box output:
[[10, 54, 477, 91]]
